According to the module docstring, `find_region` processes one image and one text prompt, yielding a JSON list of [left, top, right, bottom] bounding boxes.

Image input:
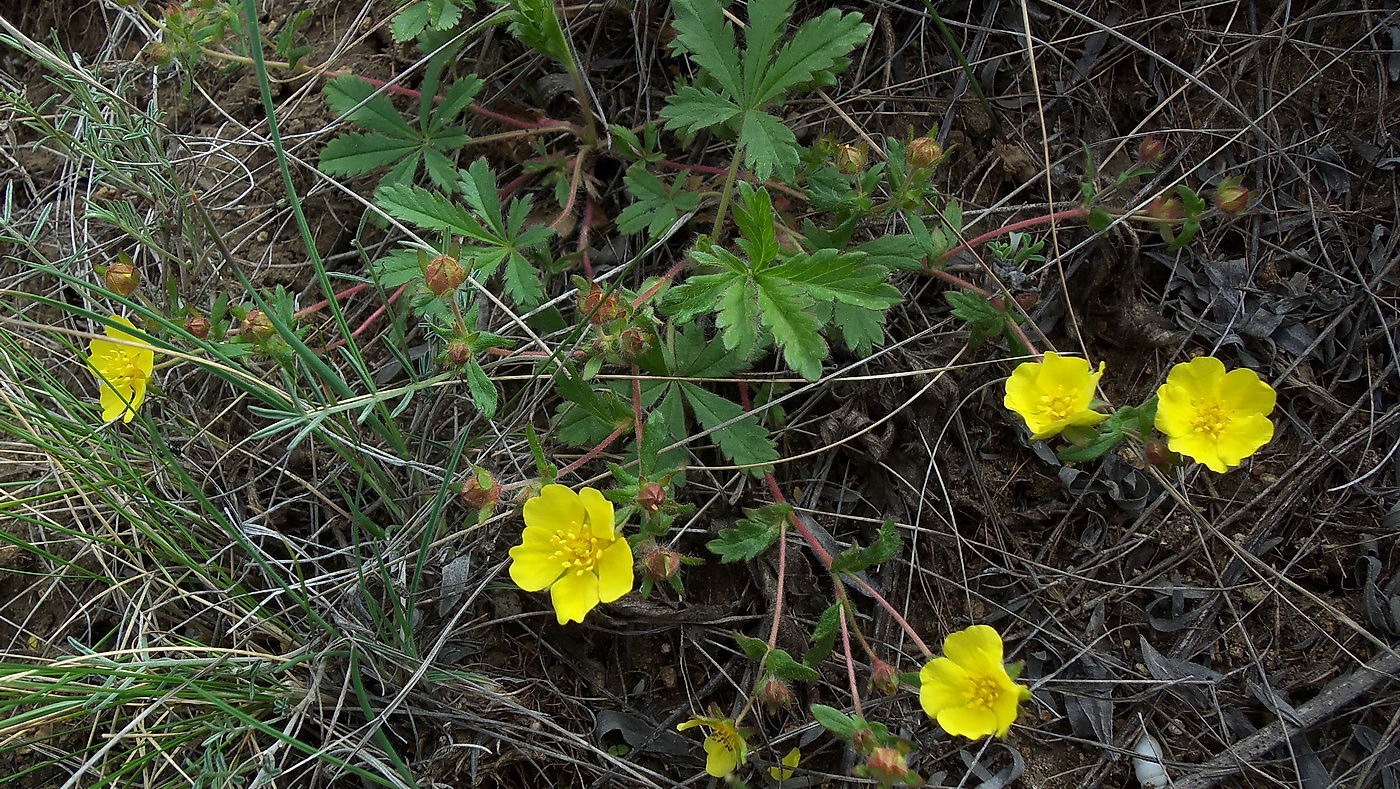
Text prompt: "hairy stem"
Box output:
[[709, 155, 743, 237]]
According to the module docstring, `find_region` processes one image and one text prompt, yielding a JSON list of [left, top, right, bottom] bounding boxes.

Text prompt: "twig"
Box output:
[[1173, 648, 1400, 789]]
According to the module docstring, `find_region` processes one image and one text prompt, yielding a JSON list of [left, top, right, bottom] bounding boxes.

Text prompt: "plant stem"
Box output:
[[934, 207, 1087, 267], [840, 606, 864, 717], [293, 281, 372, 320], [564, 59, 599, 144], [766, 523, 788, 649], [580, 196, 596, 280], [709, 155, 743, 237], [630, 364, 645, 451], [628, 258, 688, 310], [505, 425, 627, 487]]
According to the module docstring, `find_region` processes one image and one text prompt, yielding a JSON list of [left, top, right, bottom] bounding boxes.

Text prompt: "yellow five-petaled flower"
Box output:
[[1003, 352, 1108, 439], [1154, 356, 1275, 473], [508, 485, 633, 625], [677, 716, 748, 778], [87, 315, 154, 423], [919, 625, 1032, 739]]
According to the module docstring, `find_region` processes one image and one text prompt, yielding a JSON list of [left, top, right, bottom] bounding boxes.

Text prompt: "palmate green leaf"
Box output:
[[769, 249, 902, 310], [803, 601, 843, 666], [768, 648, 820, 682], [733, 183, 778, 266], [324, 76, 417, 137], [756, 277, 826, 380], [553, 326, 778, 474], [658, 86, 741, 135], [739, 109, 800, 181], [391, 0, 465, 42], [375, 183, 493, 241], [811, 704, 859, 738], [664, 0, 871, 182], [616, 165, 701, 237], [499, 0, 571, 63], [319, 134, 421, 177]]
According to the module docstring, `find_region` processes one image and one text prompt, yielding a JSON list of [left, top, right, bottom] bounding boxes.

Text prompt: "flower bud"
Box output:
[[643, 546, 683, 581], [578, 286, 624, 324], [864, 748, 911, 785], [835, 144, 866, 175], [242, 310, 274, 341], [639, 481, 666, 512], [1144, 440, 1183, 468], [1147, 196, 1183, 222], [870, 659, 899, 696], [105, 262, 139, 297], [1013, 292, 1039, 311], [759, 677, 792, 712], [145, 42, 175, 68], [906, 137, 942, 170], [184, 314, 210, 339], [851, 727, 879, 755], [1215, 178, 1249, 215], [460, 471, 500, 510], [1136, 135, 1167, 166], [619, 327, 650, 360], [445, 341, 472, 366], [424, 254, 465, 296]]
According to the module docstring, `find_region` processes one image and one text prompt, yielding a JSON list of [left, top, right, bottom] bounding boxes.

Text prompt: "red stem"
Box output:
[[656, 158, 730, 176], [498, 172, 532, 201], [580, 195, 596, 280], [294, 282, 372, 320], [326, 283, 408, 351], [839, 606, 864, 717], [935, 208, 1087, 267], [766, 521, 787, 650], [629, 258, 688, 310], [553, 425, 628, 479], [322, 71, 577, 133], [630, 364, 645, 451], [740, 384, 934, 658]]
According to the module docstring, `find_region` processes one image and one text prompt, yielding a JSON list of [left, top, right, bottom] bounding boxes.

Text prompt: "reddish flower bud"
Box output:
[[759, 677, 792, 712], [445, 341, 472, 366], [907, 137, 943, 170], [835, 144, 866, 175], [460, 472, 500, 510], [864, 748, 910, 785], [619, 327, 650, 360], [145, 42, 175, 68], [424, 254, 465, 296], [1215, 178, 1249, 215], [1144, 440, 1183, 468], [1013, 292, 1039, 310], [639, 481, 666, 512], [1147, 196, 1183, 222], [1136, 135, 1167, 166], [105, 262, 139, 297], [643, 546, 683, 581], [870, 659, 899, 696], [242, 310, 274, 341], [184, 314, 210, 339], [578, 286, 624, 324]]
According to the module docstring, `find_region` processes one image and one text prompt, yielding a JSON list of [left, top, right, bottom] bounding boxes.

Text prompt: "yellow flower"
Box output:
[[1003, 352, 1108, 439], [919, 625, 1032, 739], [87, 316, 154, 423], [508, 485, 633, 624], [676, 716, 747, 778], [1154, 356, 1275, 473], [769, 747, 800, 781]]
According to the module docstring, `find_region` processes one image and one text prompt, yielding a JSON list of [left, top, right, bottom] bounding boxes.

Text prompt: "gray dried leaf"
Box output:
[[438, 555, 473, 618], [958, 742, 1026, 789], [593, 710, 691, 756]]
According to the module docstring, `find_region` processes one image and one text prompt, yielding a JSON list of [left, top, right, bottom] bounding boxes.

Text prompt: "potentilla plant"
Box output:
[[80, 0, 1280, 783]]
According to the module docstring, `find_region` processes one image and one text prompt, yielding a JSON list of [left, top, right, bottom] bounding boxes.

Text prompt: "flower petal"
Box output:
[[595, 538, 634, 603], [919, 657, 969, 717], [549, 568, 600, 624], [990, 681, 1028, 736], [508, 543, 563, 592], [937, 704, 1000, 740], [99, 383, 133, 423], [703, 733, 740, 777], [1215, 413, 1273, 467], [1153, 383, 1196, 437], [1167, 432, 1228, 473], [524, 484, 583, 532], [578, 486, 616, 540], [1220, 368, 1275, 416], [1165, 356, 1226, 395], [942, 625, 1004, 674]]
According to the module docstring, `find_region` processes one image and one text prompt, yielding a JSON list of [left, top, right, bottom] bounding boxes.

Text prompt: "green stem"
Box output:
[[709, 155, 743, 237]]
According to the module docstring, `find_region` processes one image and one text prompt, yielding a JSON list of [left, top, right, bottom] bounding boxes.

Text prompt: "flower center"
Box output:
[[711, 727, 740, 754], [549, 524, 605, 575], [966, 675, 1001, 710], [1038, 389, 1078, 422], [104, 353, 147, 388], [1191, 402, 1232, 439]]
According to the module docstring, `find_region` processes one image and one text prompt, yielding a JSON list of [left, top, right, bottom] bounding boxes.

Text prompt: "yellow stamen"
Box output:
[[1191, 402, 1232, 438], [966, 675, 1001, 710]]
